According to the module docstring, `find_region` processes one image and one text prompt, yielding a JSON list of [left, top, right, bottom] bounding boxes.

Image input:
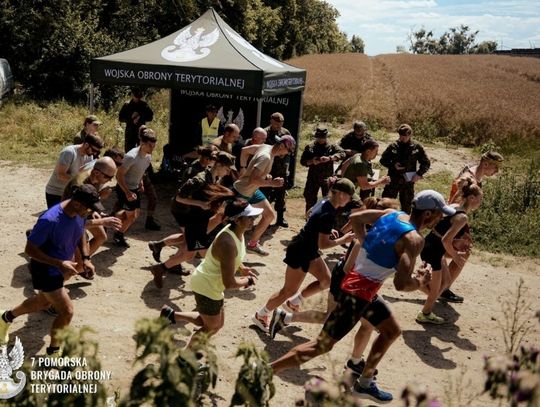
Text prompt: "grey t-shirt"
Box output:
[[234, 144, 273, 197], [45, 145, 92, 196], [122, 146, 151, 190]]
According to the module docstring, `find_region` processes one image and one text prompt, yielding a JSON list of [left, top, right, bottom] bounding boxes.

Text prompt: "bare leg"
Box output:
[[361, 315, 401, 378], [42, 288, 74, 348], [300, 257, 331, 299], [186, 310, 224, 349], [11, 292, 50, 317], [265, 266, 306, 312], [173, 311, 204, 326], [250, 199, 275, 243], [119, 209, 139, 234], [87, 225, 107, 255], [421, 268, 443, 314], [290, 310, 327, 324], [271, 330, 338, 373], [352, 319, 375, 359]]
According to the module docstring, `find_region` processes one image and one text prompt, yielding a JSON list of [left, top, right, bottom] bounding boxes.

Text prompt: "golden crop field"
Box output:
[[289, 53, 540, 147]]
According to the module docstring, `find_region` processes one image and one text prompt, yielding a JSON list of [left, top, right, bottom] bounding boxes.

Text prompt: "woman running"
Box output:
[[149, 152, 236, 288], [160, 199, 261, 347], [417, 177, 482, 324], [252, 178, 356, 332]]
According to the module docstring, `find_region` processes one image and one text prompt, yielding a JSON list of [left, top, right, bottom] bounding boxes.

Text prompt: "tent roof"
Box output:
[[91, 8, 306, 96]]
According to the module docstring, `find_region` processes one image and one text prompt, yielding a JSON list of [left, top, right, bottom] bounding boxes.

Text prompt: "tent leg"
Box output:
[[89, 84, 95, 113], [256, 98, 262, 127]]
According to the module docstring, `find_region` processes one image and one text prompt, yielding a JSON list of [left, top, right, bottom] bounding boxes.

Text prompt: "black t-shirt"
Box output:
[[294, 199, 336, 252]]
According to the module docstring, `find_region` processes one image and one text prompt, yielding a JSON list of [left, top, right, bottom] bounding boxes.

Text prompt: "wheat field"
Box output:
[[289, 53, 540, 147]]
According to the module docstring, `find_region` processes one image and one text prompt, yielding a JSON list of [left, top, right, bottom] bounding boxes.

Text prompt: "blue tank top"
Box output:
[[363, 211, 416, 268]]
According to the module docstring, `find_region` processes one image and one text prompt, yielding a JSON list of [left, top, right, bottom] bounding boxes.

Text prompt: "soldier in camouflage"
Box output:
[[379, 124, 430, 213], [300, 127, 345, 213]]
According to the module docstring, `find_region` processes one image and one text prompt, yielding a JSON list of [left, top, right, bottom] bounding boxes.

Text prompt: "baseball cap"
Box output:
[[331, 178, 356, 196], [278, 134, 296, 152], [84, 115, 102, 125], [71, 184, 105, 213], [412, 190, 456, 216]]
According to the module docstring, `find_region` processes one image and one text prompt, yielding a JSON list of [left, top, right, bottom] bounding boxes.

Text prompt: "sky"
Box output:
[[324, 0, 540, 55]]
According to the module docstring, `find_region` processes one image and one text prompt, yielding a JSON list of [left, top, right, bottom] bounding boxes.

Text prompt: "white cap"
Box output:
[[412, 190, 456, 216], [233, 204, 263, 218]]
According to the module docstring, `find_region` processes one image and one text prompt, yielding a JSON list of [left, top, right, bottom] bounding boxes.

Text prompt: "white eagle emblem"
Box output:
[[0, 337, 26, 399], [161, 26, 219, 62], [217, 107, 244, 132]]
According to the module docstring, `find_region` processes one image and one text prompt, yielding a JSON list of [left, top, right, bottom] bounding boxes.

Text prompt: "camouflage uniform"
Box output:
[[379, 140, 430, 213], [339, 131, 373, 157], [260, 126, 291, 217], [300, 141, 345, 212]]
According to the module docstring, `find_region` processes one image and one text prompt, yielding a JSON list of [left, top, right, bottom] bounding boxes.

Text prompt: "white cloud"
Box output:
[[327, 0, 540, 54]]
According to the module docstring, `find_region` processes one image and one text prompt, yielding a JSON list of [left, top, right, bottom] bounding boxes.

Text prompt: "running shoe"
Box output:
[[148, 241, 162, 262], [167, 264, 190, 276], [251, 312, 270, 332], [416, 311, 445, 324], [0, 311, 11, 345], [150, 264, 165, 289], [344, 359, 378, 378], [439, 288, 464, 303], [283, 300, 300, 313], [269, 308, 287, 339], [353, 380, 393, 403], [246, 243, 269, 256], [160, 305, 176, 325], [113, 232, 130, 248]]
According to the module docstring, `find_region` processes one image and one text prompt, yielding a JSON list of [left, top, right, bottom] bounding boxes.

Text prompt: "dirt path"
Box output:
[[0, 161, 538, 406]]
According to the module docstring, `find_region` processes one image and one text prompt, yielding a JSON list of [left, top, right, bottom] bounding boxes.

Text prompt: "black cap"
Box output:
[[71, 184, 105, 213]]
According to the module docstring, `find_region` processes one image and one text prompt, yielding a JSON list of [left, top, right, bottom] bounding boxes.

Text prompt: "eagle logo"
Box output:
[[0, 337, 26, 399], [161, 26, 220, 62], [217, 107, 244, 132]]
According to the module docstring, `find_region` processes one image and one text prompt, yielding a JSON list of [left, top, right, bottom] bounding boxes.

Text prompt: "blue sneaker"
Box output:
[[353, 381, 393, 403]]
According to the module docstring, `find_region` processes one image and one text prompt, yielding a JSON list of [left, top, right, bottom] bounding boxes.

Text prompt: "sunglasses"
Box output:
[[90, 145, 101, 155], [96, 168, 114, 180]]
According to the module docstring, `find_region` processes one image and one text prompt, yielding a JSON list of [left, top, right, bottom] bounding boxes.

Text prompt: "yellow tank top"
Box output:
[[190, 224, 245, 300], [201, 117, 220, 145]]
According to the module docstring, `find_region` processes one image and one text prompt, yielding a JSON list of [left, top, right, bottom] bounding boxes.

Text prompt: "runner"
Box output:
[[252, 178, 356, 333], [0, 185, 104, 353], [417, 178, 482, 323], [270, 190, 455, 403], [160, 199, 261, 348], [233, 135, 296, 255], [149, 152, 236, 288]]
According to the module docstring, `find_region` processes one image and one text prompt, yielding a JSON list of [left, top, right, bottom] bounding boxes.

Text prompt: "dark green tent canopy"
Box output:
[[91, 8, 306, 97]]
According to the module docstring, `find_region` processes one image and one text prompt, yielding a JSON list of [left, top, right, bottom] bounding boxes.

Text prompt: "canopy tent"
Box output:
[[90, 8, 306, 184], [91, 8, 306, 97]]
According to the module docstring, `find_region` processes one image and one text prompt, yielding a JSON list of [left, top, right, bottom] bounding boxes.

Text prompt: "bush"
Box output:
[[471, 160, 540, 257]]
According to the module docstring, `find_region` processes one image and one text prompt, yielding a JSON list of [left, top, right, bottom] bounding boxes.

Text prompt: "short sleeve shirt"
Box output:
[[27, 204, 85, 276], [122, 147, 151, 190], [233, 144, 273, 196], [343, 155, 373, 186], [46, 145, 92, 196], [295, 199, 336, 252]]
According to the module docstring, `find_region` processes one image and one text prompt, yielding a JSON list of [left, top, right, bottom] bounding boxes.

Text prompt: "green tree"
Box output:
[[350, 35, 365, 53], [408, 24, 496, 55]]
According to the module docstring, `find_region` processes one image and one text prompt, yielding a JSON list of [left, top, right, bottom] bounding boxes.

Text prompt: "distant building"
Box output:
[[494, 48, 540, 58]]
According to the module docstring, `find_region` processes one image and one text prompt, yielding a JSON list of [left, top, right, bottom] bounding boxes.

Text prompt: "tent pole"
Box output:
[[89, 84, 95, 113], [256, 97, 262, 127]]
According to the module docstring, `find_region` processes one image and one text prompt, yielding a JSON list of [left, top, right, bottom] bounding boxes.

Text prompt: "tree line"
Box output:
[[0, 0, 363, 104]]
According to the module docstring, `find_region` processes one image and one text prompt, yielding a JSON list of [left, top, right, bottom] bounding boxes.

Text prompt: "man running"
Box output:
[[233, 135, 296, 255], [0, 185, 104, 353], [270, 190, 455, 403]]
